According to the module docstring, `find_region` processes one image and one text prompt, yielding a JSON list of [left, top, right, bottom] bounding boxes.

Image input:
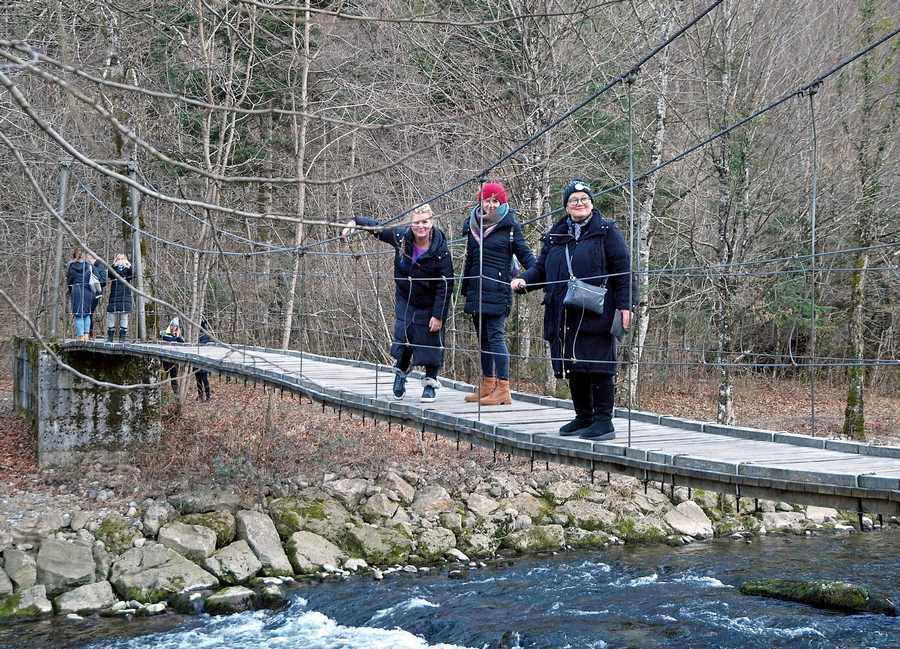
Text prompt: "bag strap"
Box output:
[[564, 242, 608, 286]]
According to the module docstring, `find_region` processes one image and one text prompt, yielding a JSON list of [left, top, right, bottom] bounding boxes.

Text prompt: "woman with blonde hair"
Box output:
[[342, 205, 454, 402], [105, 253, 133, 342]]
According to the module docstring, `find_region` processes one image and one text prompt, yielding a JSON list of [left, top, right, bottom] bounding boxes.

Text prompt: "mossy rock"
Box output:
[[0, 591, 50, 620], [740, 579, 896, 616], [95, 514, 141, 556], [343, 525, 412, 566], [612, 516, 668, 544], [269, 497, 347, 543], [180, 511, 236, 547]]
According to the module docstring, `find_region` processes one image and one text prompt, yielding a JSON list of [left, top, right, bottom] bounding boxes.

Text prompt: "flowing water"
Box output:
[[3, 532, 899, 649]]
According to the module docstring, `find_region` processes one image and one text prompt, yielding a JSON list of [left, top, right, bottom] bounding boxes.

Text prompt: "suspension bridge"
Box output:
[[41, 338, 900, 520]]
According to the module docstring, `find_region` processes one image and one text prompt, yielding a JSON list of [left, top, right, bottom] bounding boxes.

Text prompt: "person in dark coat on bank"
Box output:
[[87, 254, 107, 338], [460, 181, 535, 406], [66, 248, 94, 341], [105, 253, 133, 342], [194, 318, 212, 401], [342, 204, 455, 403], [512, 179, 634, 440], [160, 318, 184, 395]]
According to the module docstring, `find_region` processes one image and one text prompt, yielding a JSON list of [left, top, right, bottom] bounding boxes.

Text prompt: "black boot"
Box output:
[[118, 327, 128, 342], [581, 375, 616, 440], [560, 373, 593, 435], [106, 327, 115, 342]]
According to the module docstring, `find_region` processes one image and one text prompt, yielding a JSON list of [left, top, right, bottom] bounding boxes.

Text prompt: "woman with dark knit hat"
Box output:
[[511, 179, 635, 440], [341, 204, 455, 403], [460, 181, 535, 405]]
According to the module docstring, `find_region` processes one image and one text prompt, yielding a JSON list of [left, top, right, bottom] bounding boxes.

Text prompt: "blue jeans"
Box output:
[[73, 315, 90, 337], [472, 314, 509, 379]]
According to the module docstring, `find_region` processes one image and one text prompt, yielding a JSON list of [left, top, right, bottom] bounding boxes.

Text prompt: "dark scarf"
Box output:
[[567, 212, 594, 241]]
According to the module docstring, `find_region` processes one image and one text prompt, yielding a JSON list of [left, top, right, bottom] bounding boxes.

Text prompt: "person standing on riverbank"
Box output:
[[341, 204, 454, 403], [512, 179, 634, 440], [460, 181, 535, 406]]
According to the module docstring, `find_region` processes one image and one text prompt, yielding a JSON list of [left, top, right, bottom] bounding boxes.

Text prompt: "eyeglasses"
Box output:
[[567, 197, 592, 206]]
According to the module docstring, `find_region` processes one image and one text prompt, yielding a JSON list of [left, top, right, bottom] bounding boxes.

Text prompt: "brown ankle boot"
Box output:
[[465, 377, 496, 402], [480, 379, 512, 405]]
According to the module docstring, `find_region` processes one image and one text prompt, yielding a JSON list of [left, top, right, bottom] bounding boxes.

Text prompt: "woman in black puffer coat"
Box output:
[[460, 181, 535, 406], [513, 179, 635, 440], [105, 254, 133, 342], [342, 204, 455, 403]]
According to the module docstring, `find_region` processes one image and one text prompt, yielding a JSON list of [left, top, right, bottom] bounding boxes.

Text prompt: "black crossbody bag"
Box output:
[[562, 244, 607, 316]]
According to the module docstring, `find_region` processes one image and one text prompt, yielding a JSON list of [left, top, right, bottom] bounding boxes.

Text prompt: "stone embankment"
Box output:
[[1, 460, 894, 623]]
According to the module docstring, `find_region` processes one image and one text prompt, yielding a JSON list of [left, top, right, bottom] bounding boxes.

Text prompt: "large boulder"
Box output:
[[53, 580, 118, 615], [0, 569, 12, 597], [110, 544, 219, 603], [740, 579, 896, 616], [204, 540, 262, 585], [411, 485, 455, 516], [543, 480, 581, 504], [142, 502, 177, 538], [285, 531, 347, 574], [465, 494, 499, 517], [235, 511, 293, 577], [36, 538, 95, 596], [205, 586, 256, 615], [557, 500, 615, 531], [10, 512, 66, 545], [565, 528, 614, 549], [158, 522, 218, 562], [418, 528, 456, 561], [762, 512, 807, 533], [500, 493, 546, 520], [664, 501, 714, 539], [3, 548, 37, 589], [360, 494, 400, 523], [805, 507, 840, 525], [460, 533, 499, 558], [501, 525, 565, 553], [94, 515, 142, 556], [168, 489, 242, 514], [344, 525, 413, 565], [180, 512, 236, 547], [324, 479, 369, 510], [269, 495, 353, 544], [0, 585, 53, 620], [379, 471, 416, 504]]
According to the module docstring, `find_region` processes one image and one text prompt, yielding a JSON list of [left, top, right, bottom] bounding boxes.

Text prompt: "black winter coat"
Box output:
[[460, 208, 536, 316], [520, 211, 634, 376], [91, 261, 107, 311], [355, 217, 455, 368], [66, 260, 94, 317], [106, 263, 133, 313]]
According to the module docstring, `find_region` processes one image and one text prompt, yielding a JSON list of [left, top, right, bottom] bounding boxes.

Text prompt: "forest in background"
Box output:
[[0, 0, 897, 440]]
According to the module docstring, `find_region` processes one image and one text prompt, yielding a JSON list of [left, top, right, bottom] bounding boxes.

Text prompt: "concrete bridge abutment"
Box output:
[[12, 338, 161, 467]]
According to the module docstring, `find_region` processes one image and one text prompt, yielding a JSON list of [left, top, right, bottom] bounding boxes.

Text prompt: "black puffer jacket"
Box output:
[[106, 263, 133, 313], [460, 208, 536, 316], [520, 211, 635, 376]]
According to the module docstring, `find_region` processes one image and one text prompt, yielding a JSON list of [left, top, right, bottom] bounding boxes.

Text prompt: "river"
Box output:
[[3, 531, 898, 649]]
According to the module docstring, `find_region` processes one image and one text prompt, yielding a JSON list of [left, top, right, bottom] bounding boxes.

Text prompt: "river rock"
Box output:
[[411, 485, 454, 516], [500, 493, 545, 520], [0, 585, 53, 620], [324, 478, 369, 510], [269, 495, 353, 544], [0, 569, 11, 596], [11, 512, 66, 545], [94, 515, 141, 556], [418, 527, 456, 561], [4, 548, 37, 589], [70, 511, 92, 532], [805, 506, 840, 524], [557, 500, 615, 531], [460, 533, 498, 558], [345, 525, 413, 565], [440, 512, 463, 533], [740, 579, 896, 616], [53, 580, 118, 615], [761, 512, 807, 533], [501, 525, 565, 553], [205, 586, 256, 615], [664, 501, 714, 539], [110, 544, 219, 603], [379, 471, 416, 504], [179, 512, 236, 547], [254, 582, 288, 609], [285, 531, 347, 574], [168, 489, 242, 514], [142, 503, 177, 538], [465, 493, 499, 517], [361, 494, 400, 522], [158, 522, 218, 562], [565, 528, 613, 549], [544, 480, 580, 504], [204, 540, 262, 585], [93, 542, 113, 581], [235, 511, 293, 577], [36, 538, 95, 596]]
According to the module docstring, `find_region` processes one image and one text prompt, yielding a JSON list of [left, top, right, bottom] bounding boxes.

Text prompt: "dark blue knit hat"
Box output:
[[562, 179, 594, 208]]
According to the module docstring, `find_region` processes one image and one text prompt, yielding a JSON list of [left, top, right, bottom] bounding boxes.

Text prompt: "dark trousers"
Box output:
[[162, 361, 179, 394], [568, 372, 614, 421], [395, 346, 438, 379], [471, 314, 509, 379], [195, 370, 210, 400]]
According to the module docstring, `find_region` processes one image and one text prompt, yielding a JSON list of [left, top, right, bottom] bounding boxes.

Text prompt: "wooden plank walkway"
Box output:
[[63, 340, 900, 515]]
